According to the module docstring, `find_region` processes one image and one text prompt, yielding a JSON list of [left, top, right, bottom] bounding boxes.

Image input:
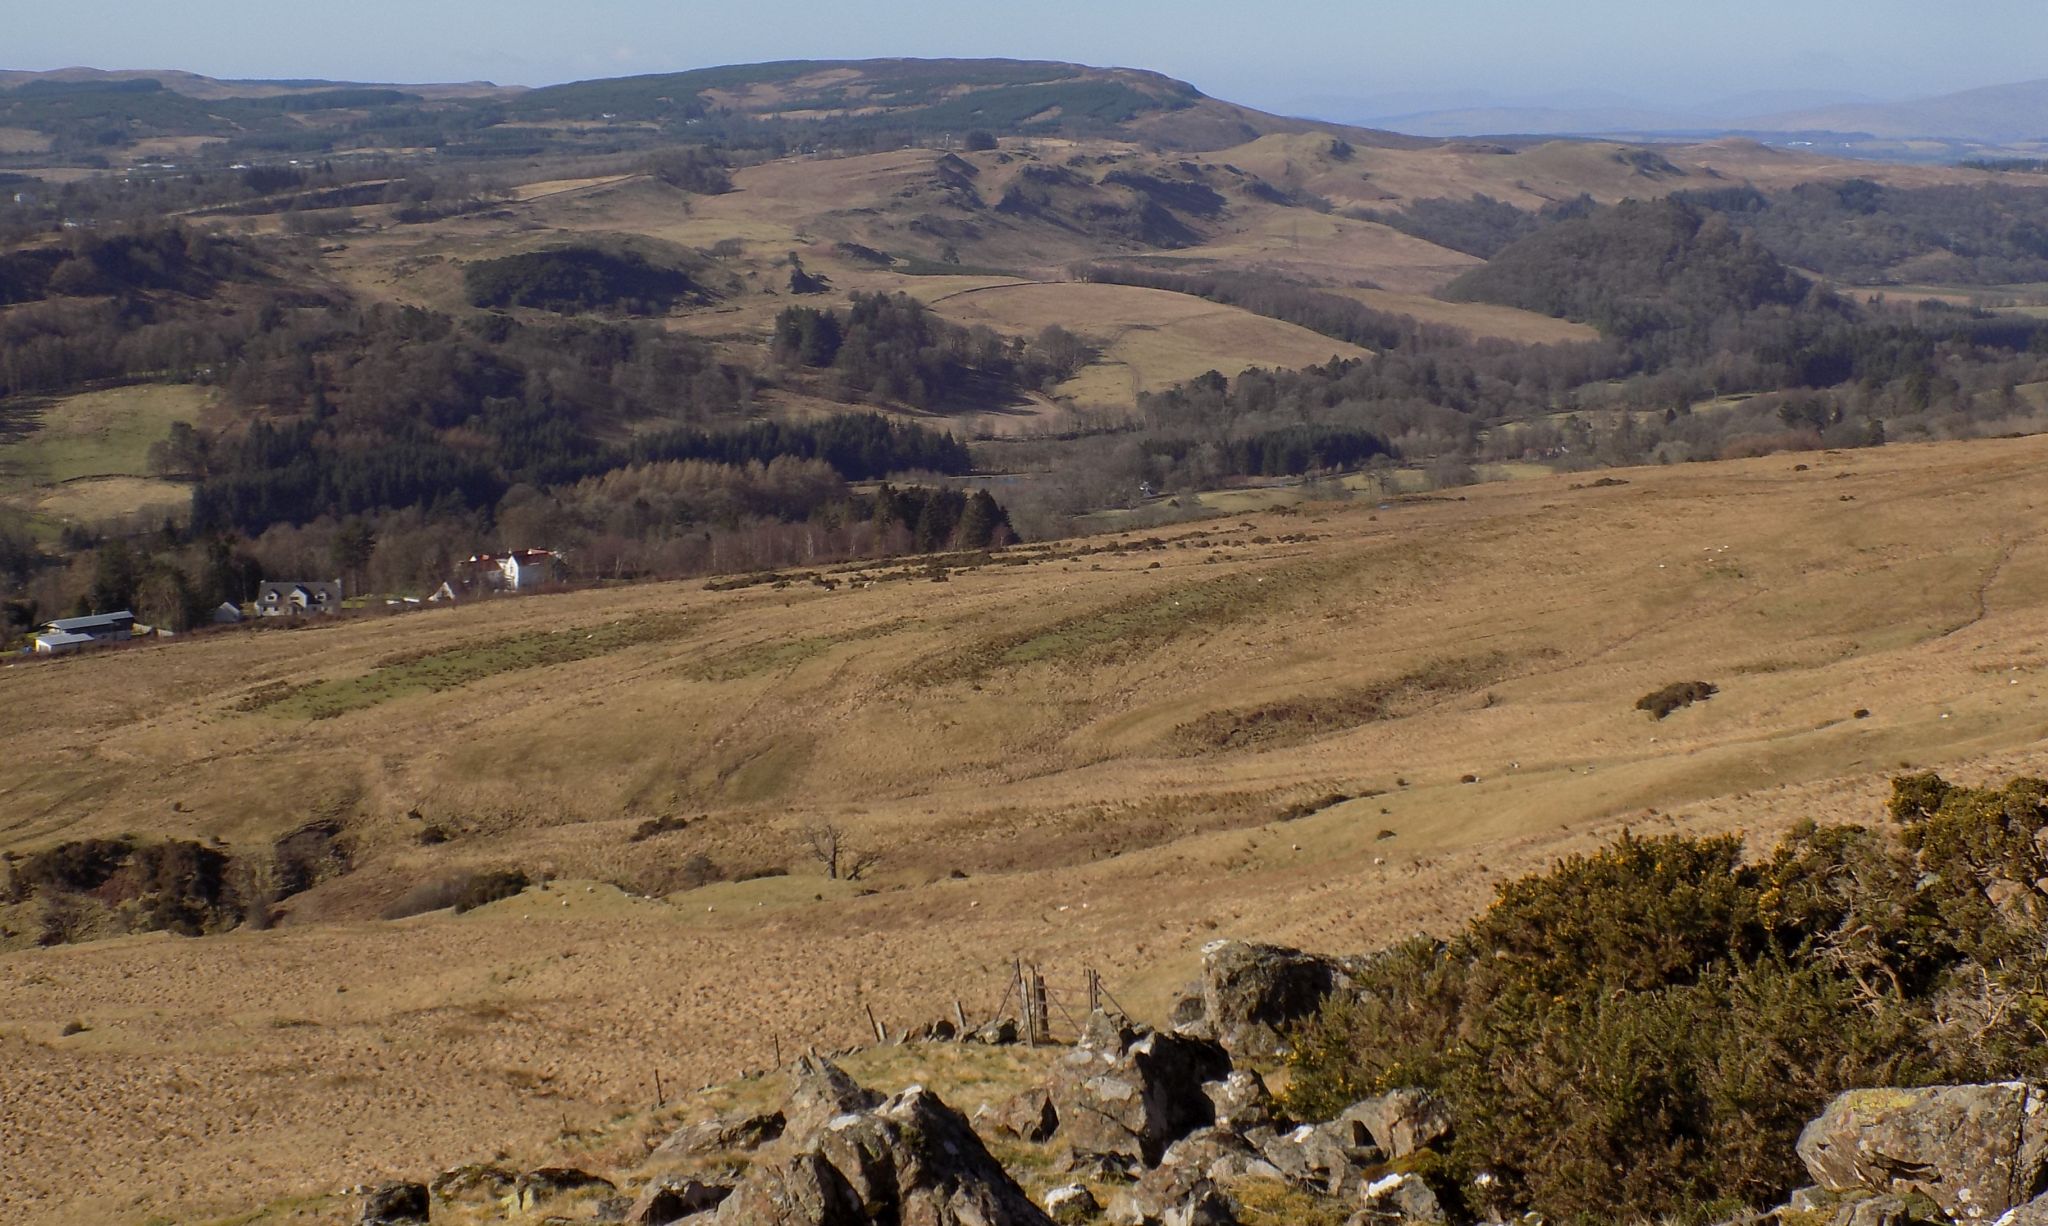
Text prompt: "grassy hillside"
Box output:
[[0, 384, 204, 532], [5, 435, 2048, 1222]]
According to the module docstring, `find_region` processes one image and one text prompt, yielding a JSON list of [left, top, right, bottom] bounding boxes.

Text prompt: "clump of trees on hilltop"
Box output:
[[1443, 197, 1818, 351], [462, 245, 709, 315], [772, 292, 1091, 410]]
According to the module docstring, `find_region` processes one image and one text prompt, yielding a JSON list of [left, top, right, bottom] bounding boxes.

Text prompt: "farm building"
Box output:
[[464, 549, 562, 592], [257, 580, 343, 617], [32, 610, 136, 654], [33, 630, 97, 655]]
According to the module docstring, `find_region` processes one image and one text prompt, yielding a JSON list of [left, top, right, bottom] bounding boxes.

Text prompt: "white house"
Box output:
[[464, 549, 562, 592], [257, 580, 343, 617]]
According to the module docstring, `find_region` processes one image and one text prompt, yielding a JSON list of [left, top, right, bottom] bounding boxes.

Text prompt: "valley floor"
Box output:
[[5, 436, 2048, 1224]]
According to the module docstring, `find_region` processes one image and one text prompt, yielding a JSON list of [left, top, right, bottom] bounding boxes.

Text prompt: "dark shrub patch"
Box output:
[[1636, 680, 1718, 719], [132, 840, 234, 936], [674, 853, 722, 891], [1278, 792, 1355, 821], [272, 819, 350, 899], [17, 837, 244, 937], [629, 815, 690, 843], [18, 838, 135, 893], [453, 870, 530, 913], [382, 869, 530, 919]]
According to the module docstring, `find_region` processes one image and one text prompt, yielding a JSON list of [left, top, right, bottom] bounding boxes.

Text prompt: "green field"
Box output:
[[0, 383, 204, 490], [0, 384, 203, 529], [239, 612, 698, 719], [1079, 461, 1554, 526]]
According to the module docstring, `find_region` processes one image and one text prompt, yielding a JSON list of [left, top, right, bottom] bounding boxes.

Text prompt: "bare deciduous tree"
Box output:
[[800, 823, 880, 882]]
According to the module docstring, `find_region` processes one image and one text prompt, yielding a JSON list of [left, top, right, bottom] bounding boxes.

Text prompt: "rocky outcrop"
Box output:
[[1202, 1070, 1281, 1133], [1336, 1089, 1451, 1160], [652, 1109, 787, 1161], [628, 1173, 736, 1225], [978, 1085, 1060, 1143], [1169, 941, 1362, 1058], [513, 1166, 616, 1211], [693, 1065, 1052, 1226], [1159, 1127, 1287, 1186], [1999, 1191, 2048, 1226], [1797, 1083, 2048, 1222], [971, 1018, 1022, 1045], [784, 1054, 885, 1145], [811, 1085, 1055, 1225], [1050, 1012, 1232, 1166], [1109, 1173, 1240, 1226], [357, 1181, 428, 1225], [427, 1162, 516, 1205], [1351, 1171, 1449, 1225], [715, 1152, 866, 1226], [1046, 1184, 1101, 1224]]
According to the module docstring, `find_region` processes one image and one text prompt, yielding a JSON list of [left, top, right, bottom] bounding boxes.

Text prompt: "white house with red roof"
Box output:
[[464, 549, 562, 592]]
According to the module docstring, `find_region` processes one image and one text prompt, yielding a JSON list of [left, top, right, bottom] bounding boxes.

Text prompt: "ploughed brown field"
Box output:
[[4, 435, 2048, 1224]]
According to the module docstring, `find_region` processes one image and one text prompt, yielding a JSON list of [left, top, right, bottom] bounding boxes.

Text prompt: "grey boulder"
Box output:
[[1337, 1089, 1451, 1159], [1797, 1083, 2048, 1222], [783, 1054, 885, 1146], [810, 1085, 1056, 1226], [629, 1173, 736, 1225], [1169, 941, 1361, 1059], [1051, 1012, 1231, 1166], [653, 1109, 787, 1161], [358, 1181, 429, 1225], [1351, 1171, 1448, 1225], [714, 1152, 867, 1226]]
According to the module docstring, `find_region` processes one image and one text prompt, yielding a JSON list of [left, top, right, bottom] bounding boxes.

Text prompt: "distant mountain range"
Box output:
[[0, 59, 1431, 161], [0, 65, 514, 101], [1318, 78, 2048, 151]]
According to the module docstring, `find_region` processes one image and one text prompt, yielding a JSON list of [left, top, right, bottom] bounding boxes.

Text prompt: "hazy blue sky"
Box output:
[[9, 0, 2047, 117]]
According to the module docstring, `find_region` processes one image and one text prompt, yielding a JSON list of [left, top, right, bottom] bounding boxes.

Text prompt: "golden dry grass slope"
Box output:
[[5, 436, 2048, 1222]]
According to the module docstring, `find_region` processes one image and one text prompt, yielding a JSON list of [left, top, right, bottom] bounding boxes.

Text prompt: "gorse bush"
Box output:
[[1285, 774, 2048, 1224]]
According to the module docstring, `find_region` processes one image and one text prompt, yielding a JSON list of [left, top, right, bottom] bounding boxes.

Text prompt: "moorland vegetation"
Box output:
[[1286, 774, 2048, 1223]]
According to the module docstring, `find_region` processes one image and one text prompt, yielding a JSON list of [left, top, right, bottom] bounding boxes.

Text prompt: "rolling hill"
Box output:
[[5, 434, 2048, 1223], [10, 52, 2048, 1226]]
